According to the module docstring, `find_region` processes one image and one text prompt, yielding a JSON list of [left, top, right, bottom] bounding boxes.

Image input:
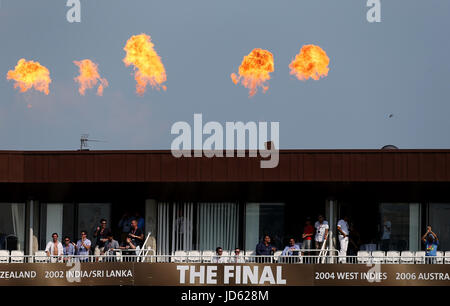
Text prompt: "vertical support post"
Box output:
[[326, 197, 337, 256]]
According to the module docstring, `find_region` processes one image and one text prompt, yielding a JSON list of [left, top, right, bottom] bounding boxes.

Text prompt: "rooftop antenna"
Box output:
[[80, 134, 106, 150]]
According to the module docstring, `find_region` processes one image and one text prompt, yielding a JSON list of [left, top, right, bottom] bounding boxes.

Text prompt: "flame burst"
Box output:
[[289, 45, 330, 81], [6, 59, 51, 95], [74, 59, 108, 96], [231, 48, 274, 97], [123, 33, 167, 95]]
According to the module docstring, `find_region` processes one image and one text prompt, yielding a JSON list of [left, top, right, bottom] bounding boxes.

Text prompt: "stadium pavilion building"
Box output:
[[1, 149, 450, 256]]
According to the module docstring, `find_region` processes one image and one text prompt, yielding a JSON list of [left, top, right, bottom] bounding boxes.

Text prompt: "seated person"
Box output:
[[281, 238, 301, 256], [212, 247, 227, 263]]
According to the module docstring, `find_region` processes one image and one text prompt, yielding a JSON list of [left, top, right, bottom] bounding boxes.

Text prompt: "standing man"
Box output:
[[93, 219, 111, 260], [422, 226, 439, 264], [256, 235, 276, 263], [337, 215, 350, 263], [76, 231, 91, 262], [62, 236, 76, 262], [45, 233, 63, 263], [302, 218, 314, 255], [381, 216, 391, 252], [315, 215, 329, 251], [118, 211, 133, 245]]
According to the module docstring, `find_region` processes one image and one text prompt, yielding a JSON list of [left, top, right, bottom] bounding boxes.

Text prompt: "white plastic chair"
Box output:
[[172, 250, 187, 262], [273, 250, 282, 262], [10, 250, 24, 263], [222, 250, 230, 257], [414, 251, 426, 264], [371, 251, 385, 264], [188, 250, 201, 262], [0, 250, 9, 263], [385, 251, 400, 264], [435, 251, 444, 264], [201, 250, 215, 263], [444, 251, 450, 264], [34, 250, 48, 263], [357, 251, 370, 264], [400, 251, 415, 264], [245, 250, 256, 262]]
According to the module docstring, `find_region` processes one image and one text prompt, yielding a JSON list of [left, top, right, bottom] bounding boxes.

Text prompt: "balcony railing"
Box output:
[[0, 249, 449, 264]]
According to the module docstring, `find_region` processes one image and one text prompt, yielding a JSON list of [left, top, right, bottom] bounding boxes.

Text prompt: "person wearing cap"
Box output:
[[422, 226, 439, 264]]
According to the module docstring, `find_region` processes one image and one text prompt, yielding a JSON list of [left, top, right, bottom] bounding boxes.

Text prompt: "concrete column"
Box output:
[[325, 198, 337, 252]]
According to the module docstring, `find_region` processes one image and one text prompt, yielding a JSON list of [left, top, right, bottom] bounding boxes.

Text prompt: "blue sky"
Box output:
[[0, 0, 449, 150]]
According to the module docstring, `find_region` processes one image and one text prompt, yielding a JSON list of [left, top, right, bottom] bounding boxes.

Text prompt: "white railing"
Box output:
[[0, 251, 448, 264]]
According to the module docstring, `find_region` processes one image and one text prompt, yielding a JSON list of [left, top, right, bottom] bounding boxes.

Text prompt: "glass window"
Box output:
[[245, 203, 285, 251], [77, 203, 111, 243], [0, 203, 26, 251], [428, 203, 450, 251], [379, 203, 421, 251]]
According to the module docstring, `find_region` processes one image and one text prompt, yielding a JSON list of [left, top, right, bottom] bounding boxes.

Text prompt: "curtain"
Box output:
[[11, 203, 25, 251], [197, 203, 239, 251], [172, 202, 194, 252], [157, 202, 170, 255]]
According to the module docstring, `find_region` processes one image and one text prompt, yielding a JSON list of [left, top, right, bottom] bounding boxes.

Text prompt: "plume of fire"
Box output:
[[6, 58, 51, 95], [74, 59, 108, 96], [123, 33, 167, 95], [289, 45, 330, 81], [231, 48, 274, 97]]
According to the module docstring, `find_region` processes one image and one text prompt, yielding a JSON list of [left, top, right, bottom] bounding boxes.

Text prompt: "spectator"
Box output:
[[337, 215, 350, 263], [281, 238, 300, 256], [45, 233, 63, 263], [76, 231, 91, 262], [62, 236, 76, 262], [212, 247, 226, 263], [93, 219, 111, 260], [229, 248, 245, 263], [103, 233, 120, 262], [422, 226, 439, 264], [381, 216, 391, 251], [128, 219, 144, 248], [118, 212, 133, 244], [348, 223, 361, 257], [256, 235, 276, 263], [314, 215, 329, 251], [135, 212, 145, 231], [301, 218, 314, 255]]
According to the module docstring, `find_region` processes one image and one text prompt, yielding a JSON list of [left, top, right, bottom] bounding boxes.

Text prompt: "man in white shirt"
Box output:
[[229, 248, 245, 263], [212, 247, 227, 263], [337, 216, 350, 263], [315, 215, 329, 251], [45, 233, 63, 263]]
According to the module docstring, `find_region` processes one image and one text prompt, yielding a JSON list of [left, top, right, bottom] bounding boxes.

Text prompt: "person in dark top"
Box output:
[[255, 235, 276, 263], [93, 219, 111, 260], [348, 223, 361, 257], [128, 219, 144, 248]]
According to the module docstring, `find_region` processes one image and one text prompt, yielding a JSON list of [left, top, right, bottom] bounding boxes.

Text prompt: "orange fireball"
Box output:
[[6, 59, 51, 95], [231, 48, 274, 97], [289, 45, 329, 81], [123, 33, 167, 95], [74, 59, 108, 96]]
